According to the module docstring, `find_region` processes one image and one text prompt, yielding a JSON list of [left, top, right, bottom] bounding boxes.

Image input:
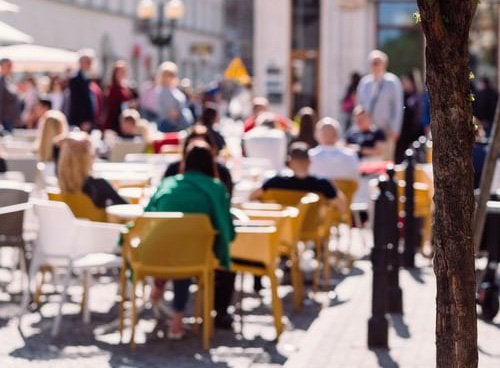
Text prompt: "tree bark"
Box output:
[[416, 1, 478, 367]]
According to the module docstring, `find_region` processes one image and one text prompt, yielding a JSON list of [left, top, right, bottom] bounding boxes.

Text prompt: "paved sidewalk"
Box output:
[[284, 257, 500, 368]]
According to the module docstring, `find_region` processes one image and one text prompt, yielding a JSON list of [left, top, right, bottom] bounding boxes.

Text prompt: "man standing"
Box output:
[[0, 58, 21, 132], [69, 49, 98, 132], [356, 50, 403, 160]]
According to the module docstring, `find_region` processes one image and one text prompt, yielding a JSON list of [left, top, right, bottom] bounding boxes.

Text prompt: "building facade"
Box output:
[[0, 0, 226, 87], [253, 0, 500, 120]]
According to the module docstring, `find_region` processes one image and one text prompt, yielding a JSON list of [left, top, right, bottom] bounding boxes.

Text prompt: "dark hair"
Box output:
[[288, 141, 310, 161], [200, 102, 218, 128], [38, 97, 52, 110], [295, 107, 317, 148], [183, 141, 217, 178], [182, 125, 217, 155]]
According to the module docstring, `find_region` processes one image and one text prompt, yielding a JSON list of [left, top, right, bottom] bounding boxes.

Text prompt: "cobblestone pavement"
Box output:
[[1, 229, 499, 367], [0, 246, 347, 368], [285, 256, 500, 368]]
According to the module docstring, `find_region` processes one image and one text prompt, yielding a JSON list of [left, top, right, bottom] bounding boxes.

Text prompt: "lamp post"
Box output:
[[137, 0, 185, 65]]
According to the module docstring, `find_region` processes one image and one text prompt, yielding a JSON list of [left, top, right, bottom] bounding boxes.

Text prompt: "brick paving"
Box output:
[[285, 256, 500, 368], [0, 229, 499, 367]]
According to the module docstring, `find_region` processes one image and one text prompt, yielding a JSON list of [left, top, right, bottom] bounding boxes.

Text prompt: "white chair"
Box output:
[[19, 200, 125, 337]]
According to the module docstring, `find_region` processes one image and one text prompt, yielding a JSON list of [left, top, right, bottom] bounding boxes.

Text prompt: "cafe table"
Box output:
[[106, 204, 144, 224]]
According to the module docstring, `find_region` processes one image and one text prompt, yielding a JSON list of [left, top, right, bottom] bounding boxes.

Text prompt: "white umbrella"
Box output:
[[0, 21, 33, 45], [0, 44, 78, 73], [0, 0, 19, 12]]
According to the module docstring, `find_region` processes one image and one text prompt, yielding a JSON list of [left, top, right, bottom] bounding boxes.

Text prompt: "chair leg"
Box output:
[[81, 270, 91, 324], [130, 276, 138, 351], [193, 281, 202, 335], [209, 272, 215, 338], [51, 264, 72, 337], [312, 239, 322, 293], [268, 270, 283, 338], [33, 269, 46, 306], [290, 249, 304, 312], [18, 247, 28, 296], [118, 264, 127, 341], [323, 236, 332, 291], [202, 272, 211, 350]]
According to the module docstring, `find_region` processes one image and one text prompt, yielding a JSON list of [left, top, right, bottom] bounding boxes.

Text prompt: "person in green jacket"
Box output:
[[145, 140, 235, 339]]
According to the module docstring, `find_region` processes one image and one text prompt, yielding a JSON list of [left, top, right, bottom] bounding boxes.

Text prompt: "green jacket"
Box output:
[[145, 171, 235, 269]]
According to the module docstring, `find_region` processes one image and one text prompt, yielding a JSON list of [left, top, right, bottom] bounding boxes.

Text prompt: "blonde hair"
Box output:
[[35, 110, 69, 162], [57, 136, 94, 193]]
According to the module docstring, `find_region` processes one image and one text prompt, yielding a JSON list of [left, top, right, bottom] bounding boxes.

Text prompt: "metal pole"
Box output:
[[368, 178, 390, 348], [157, 2, 165, 65], [169, 19, 177, 64], [386, 166, 403, 314], [474, 98, 500, 253], [402, 149, 417, 268]]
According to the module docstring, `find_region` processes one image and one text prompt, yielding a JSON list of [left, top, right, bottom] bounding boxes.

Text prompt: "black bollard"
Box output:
[[385, 166, 403, 314], [368, 178, 390, 348], [402, 149, 417, 268], [411, 141, 421, 164]]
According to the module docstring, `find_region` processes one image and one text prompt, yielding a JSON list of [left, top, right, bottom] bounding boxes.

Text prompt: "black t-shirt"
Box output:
[[82, 176, 128, 208], [0, 158, 6, 173], [262, 175, 337, 199], [164, 160, 233, 196], [346, 128, 386, 157]]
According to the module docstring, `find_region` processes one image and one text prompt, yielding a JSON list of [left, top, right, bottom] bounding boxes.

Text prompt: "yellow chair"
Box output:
[[242, 193, 318, 310], [394, 165, 433, 254], [119, 212, 217, 350], [260, 189, 328, 291], [231, 225, 284, 337], [47, 189, 107, 222], [331, 179, 359, 272]]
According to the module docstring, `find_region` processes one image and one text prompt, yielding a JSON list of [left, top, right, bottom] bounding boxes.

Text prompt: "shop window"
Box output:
[[292, 0, 320, 50]]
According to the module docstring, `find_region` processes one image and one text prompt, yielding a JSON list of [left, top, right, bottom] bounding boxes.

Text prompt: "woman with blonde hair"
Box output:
[[57, 135, 126, 208], [35, 110, 69, 162]]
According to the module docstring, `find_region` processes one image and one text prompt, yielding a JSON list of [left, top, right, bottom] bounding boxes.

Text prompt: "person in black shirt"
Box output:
[[57, 136, 127, 208], [250, 142, 344, 210], [346, 105, 386, 159], [164, 125, 233, 196]]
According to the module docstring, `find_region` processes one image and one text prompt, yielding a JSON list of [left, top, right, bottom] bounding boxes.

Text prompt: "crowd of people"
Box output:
[[1, 46, 498, 338]]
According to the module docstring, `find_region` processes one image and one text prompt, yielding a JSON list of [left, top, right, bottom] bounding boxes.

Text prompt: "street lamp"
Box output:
[[137, 0, 185, 65]]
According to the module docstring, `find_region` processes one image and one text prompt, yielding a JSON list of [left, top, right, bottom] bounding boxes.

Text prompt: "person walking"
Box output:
[[0, 58, 22, 132]]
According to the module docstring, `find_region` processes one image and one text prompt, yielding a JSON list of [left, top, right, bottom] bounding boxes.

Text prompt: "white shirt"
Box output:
[[309, 144, 360, 180], [243, 126, 287, 172]]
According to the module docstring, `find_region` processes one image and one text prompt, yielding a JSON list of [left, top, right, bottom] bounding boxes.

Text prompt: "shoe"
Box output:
[[214, 313, 233, 330]]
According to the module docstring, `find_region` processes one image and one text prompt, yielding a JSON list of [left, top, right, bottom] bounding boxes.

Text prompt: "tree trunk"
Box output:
[[416, 1, 478, 367]]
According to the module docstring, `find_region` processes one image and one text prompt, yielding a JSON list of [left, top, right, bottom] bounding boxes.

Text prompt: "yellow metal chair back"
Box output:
[[231, 225, 284, 336], [332, 179, 359, 225], [47, 190, 107, 222], [243, 192, 319, 310], [261, 189, 323, 236], [119, 212, 216, 350]]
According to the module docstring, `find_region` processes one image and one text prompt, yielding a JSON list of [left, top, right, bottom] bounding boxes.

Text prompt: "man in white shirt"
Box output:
[[356, 50, 403, 160], [309, 117, 360, 180], [242, 112, 287, 172]]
